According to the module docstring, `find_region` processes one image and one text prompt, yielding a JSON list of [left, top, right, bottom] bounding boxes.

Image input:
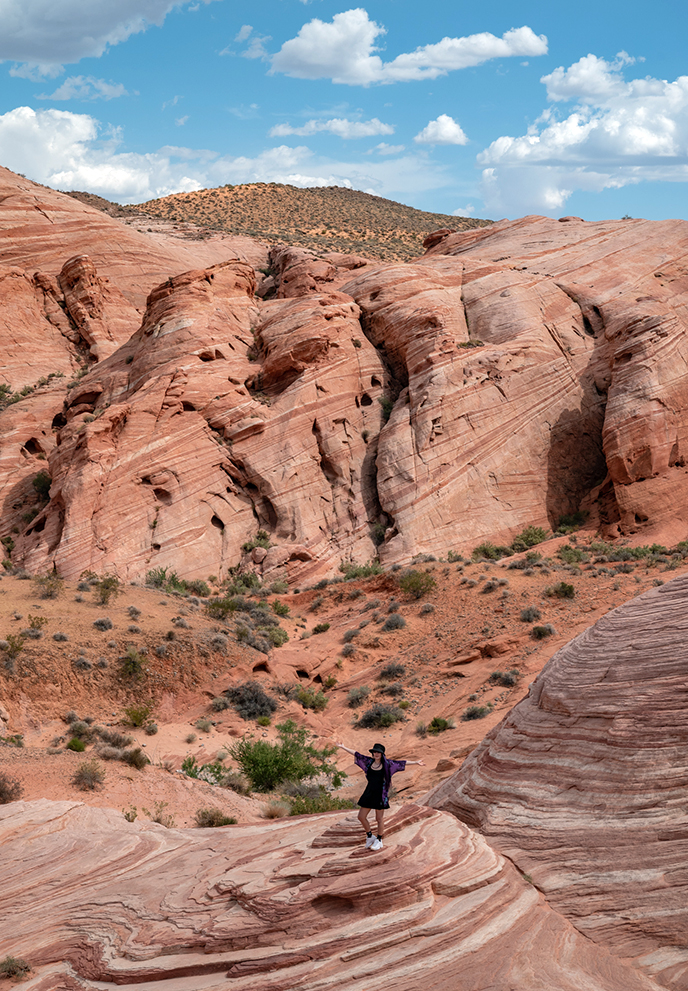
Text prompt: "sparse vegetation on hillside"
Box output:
[[113, 183, 491, 262]]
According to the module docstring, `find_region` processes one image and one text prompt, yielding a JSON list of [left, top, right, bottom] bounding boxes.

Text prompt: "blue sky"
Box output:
[[0, 0, 686, 220]]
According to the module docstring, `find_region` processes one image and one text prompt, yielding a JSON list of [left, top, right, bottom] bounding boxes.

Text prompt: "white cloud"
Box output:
[[242, 34, 271, 60], [0, 104, 450, 203], [271, 8, 547, 86], [38, 75, 128, 101], [478, 56, 688, 216], [175, 115, 189, 126], [269, 116, 393, 138], [414, 114, 468, 145], [235, 24, 252, 43], [452, 204, 475, 216], [0, 0, 221, 72], [371, 142, 405, 155]]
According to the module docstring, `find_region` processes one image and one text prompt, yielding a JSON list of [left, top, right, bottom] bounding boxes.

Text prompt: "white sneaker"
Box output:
[[371, 837, 383, 851], [365, 834, 375, 848]]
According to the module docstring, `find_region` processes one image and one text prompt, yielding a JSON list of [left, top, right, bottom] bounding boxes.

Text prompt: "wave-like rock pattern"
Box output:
[[426, 573, 688, 989], [0, 800, 664, 991]]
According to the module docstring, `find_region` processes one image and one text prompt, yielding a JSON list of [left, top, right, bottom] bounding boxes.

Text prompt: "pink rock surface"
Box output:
[[0, 800, 664, 991], [425, 573, 688, 989]]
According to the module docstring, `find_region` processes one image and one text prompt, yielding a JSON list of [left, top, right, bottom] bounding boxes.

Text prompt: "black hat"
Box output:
[[369, 743, 385, 755]]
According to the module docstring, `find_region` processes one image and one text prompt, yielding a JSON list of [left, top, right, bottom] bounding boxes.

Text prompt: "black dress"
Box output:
[[357, 765, 387, 810]]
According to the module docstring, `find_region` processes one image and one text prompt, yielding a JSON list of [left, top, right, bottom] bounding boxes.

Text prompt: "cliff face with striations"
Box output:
[[3, 166, 688, 581], [0, 799, 666, 991], [425, 572, 688, 990]]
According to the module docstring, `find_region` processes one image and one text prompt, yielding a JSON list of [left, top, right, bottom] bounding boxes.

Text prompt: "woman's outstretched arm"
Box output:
[[336, 742, 356, 756], [396, 758, 425, 766]]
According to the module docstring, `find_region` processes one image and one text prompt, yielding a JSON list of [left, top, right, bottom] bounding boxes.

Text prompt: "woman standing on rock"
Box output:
[[336, 742, 425, 850]]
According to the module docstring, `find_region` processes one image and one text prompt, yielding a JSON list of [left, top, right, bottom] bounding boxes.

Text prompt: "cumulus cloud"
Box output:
[[478, 55, 688, 216], [371, 142, 405, 155], [452, 204, 475, 216], [0, 105, 450, 202], [271, 8, 547, 86], [269, 116, 393, 138], [414, 114, 468, 145], [37, 76, 128, 101], [0, 0, 220, 72]]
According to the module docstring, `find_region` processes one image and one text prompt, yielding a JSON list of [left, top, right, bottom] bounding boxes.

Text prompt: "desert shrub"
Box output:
[[341, 643, 356, 657], [155, 644, 168, 657], [93, 574, 122, 605], [128, 606, 141, 620], [323, 674, 338, 689], [462, 705, 490, 721], [0, 957, 30, 979], [378, 682, 404, 697], [93, 617, 113, 631], [145, 722, 158, 735], [489, 669, 520, 687], [378, 395, 394, 421], [520, 606, 542, 623], [272, 599, 290, 617], [342, 628, 360, 643], [185, 733, 197, 744], [0, 734, 24, 748], [427, 716, 455, 734], [532, 624, 556, 639], [382, 614, 406, 631], [472, 542, 502, 560], [142, 800, 175, 827], [69, 720, 91, 739], [52, 631, 69, 642], [420, 602, 435, 615], [263, 800, 290, 818], [127, 624, 141, 634], [308, 595, 324, 612], [195, 717, 212, 732], [194, 807, 237, 827], [33, 572, 64, 599], [183, 578, 210, 597], [222, 770, 251, 794], [312, 622, 330, 634], [357, 703, 404, 729], [225, 681, 278, 721], [397, 570, 436, 599], [416, 721, 427, 737], [257, 715, 271, 726], [96, 728, 134, 748], [296, 687, 328, 711], [32, 469, 51, 500], [545, 582, 575, 599], [72, 759, 105, 790], [66, 737, 86, 752], [120, 646, 144, 678], [172, 616, 189, 628], [124, 702, 153, 727], [121, 747, 149, 770], [378, 662, 406, 680], [231, 720, 343, 792], [361, 598, 381, 612], [558, 544, 586, 564], [510, 526, 547, 552], [339, 560, 383, 581], [287, 790, 355, 815], [242, 529, 271, 553], [347, 686, 371, 708], [210, 696, 230, 712], [556, 510, 588, 533], [3, 634, 25, 660], [0, 772, 23, 803], [264, 626, 288, 647]]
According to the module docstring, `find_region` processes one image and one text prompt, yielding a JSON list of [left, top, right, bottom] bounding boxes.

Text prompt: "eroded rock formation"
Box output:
[[425, 572, 688, 989], [3, 166, 688, 581], [0, 800, 665, 991]]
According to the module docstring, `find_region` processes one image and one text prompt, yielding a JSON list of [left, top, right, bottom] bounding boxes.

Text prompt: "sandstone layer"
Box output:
[[3, 168, 688, 582], [425, 572, 688, 990], [0, 799, 664, 991]]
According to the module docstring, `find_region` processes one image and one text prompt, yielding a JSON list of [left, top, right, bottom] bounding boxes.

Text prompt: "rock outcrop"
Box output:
[[425, 573, 688, 989], [4, 166, 688, 581], [0, 799, 665, 991]]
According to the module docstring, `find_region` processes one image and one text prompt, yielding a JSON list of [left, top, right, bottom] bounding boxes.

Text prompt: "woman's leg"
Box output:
[[375, 809, 385, 838], [358, 806, 371, 833]]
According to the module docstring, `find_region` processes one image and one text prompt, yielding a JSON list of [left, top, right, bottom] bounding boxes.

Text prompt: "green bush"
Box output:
[[357, 703, 404, 728], [194, 807, 237, 827], [342, 628, 360, 643], [556, 511, 588, 533], [33, 572, 64, 599], [66, 737, 86, 752], [182, 578, 211, 597], [32, 469, 52, 501], [124, 702, 153, 727], [257, 715, 271, 727], [378, 662, 405, 680], [120, 646, 144, 678], [472, 542, 505, 560], [296, 687, 328, 711], [532, 624, 556, 639], [3, 634, 25, 660], [287, 790, 355, 815], [121, 747, 149, 770], [93, 574, 122, 605], [339, 560, 383, 580], [378, 395, 394, 422], [427, 716, 455, 734], [558, 544, 586, 564], [382, 614, 406, 631], [510, 526, 547, 552], [272, 599, 290, 616], [489, 669, 520, 687], [195, 717, 212, 732], [312, 622, 330, 634], [545, 582, 575, 599], [230, 720, 343, 792], [462, 705, 491, 721], [397, 570, 437, 599], [225, 681, 278, 721], [242, 529, 271, 552], [0, 957, 30, 979], [265, 626, 289, 647]]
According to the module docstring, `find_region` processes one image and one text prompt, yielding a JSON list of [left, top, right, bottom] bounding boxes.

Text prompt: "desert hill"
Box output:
[[109, 182, 491, 261]]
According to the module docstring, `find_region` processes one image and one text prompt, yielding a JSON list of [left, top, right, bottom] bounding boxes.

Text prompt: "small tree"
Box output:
[[94, 574, 122, 605], [397, 570, 436, 599], [230, 720, 344, 792]]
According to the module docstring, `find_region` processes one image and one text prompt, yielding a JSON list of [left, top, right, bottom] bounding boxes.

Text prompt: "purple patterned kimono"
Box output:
[[354, 751, 406, 809]]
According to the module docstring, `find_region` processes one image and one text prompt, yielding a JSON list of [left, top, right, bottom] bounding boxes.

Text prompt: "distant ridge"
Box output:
[[127, 183, 491, 261]]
